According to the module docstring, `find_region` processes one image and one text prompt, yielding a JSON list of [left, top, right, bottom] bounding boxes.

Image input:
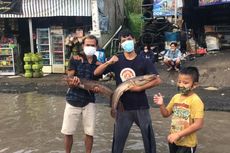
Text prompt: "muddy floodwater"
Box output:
[[0, 92, 229, 153]]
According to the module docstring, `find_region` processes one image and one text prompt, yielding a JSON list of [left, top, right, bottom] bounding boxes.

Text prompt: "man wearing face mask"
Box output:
[[61, 35, 100, 153], [94, 29, 161, 153]]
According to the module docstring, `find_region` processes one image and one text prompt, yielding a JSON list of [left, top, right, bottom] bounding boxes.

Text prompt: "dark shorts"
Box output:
[[112, 109, 156, 153], [169, 143, 197, 153]]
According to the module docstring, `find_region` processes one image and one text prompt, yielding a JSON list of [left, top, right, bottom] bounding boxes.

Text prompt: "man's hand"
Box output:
[[90, 86, 100, 93], [73, 55, 84, 63], [67, 76, 81, 87], [169, 60, 174, 65], [106, 55, 119, 65]]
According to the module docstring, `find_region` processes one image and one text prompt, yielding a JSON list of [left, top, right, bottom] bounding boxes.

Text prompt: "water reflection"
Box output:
[[0, 92, 229, 153]]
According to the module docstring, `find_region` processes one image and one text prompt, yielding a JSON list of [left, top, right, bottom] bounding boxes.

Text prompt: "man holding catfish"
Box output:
[[94, 29, 161, 153]]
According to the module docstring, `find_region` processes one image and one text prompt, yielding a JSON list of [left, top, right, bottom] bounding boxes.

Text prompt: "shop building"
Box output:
[[0, 0, 124, 75]]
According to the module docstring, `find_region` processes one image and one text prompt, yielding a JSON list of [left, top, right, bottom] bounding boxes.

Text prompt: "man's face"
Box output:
[[83, 38, 97, 48], [170, 44, 176, 51], [82, 38, 97, 56]]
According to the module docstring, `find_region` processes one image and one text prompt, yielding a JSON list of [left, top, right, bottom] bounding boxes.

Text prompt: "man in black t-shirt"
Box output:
[[94, 29, 161, 153]]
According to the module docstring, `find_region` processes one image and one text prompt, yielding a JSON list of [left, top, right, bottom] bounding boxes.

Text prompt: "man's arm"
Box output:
[[129, 76, 161, 92], [164, 50, 169, 59], [173, 49, 182, 61], [130, 57, 162, 92], [94, 61, 111, 76], [94, 55, 118, 76]]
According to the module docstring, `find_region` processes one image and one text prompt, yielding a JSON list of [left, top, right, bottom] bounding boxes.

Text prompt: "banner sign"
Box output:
[[199, 0, 230, 6], [153, 0, 183, 16], [0, 0, 22, 14]]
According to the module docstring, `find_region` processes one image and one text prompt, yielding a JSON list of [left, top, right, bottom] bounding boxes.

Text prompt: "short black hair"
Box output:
[[170, 42, 178, 47], [82, 35, 98, 45], [179, 66, 199, 82], [118, 29, 134, 41]]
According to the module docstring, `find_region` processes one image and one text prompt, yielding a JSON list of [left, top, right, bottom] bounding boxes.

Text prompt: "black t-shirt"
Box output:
[[139, 50, 154, 62], [107, 54, 158, 110]]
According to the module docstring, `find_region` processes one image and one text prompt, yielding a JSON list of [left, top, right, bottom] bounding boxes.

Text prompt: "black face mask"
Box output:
[[177, 86, 192, 95]]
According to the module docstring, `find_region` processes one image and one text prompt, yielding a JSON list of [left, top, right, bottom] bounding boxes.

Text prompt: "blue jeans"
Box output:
[[112, 109, 156, 153]]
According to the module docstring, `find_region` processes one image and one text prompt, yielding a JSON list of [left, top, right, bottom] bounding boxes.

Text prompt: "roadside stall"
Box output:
[[0, 43, 19, 75], [0, 0, 94, 75], [0, 19, 20, 75]]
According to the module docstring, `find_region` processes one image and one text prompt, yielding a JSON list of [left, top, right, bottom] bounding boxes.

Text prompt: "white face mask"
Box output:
[[84, 46, 96, 56]]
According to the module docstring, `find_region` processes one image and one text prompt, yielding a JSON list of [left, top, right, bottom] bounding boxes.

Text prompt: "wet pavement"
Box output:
[[0, 50, 230, 153], [0, 92, 229, 153]]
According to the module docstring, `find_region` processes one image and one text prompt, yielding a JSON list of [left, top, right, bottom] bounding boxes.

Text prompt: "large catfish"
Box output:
[[63, 76, 113, 99], [111, 74, 157, 112]]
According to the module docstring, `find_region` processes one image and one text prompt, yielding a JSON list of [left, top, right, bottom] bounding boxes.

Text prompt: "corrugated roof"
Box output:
[[0, 0, 91, 18]]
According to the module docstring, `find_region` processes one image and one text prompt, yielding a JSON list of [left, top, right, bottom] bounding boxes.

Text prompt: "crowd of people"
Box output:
[[61, 29, 204, 153]]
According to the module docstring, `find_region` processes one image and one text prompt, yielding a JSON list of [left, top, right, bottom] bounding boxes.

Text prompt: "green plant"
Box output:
[[125, 0, 142, 14], [127, 13, 143, 38], [124, 0, 143, 38]]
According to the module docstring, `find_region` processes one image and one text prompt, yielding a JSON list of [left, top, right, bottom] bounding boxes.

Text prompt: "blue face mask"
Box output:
[[121, 40, 134, 53]]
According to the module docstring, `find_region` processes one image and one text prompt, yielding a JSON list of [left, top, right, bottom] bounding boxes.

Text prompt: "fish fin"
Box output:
[[110, 108, 116, 118], [109, 93, 113, 107], [117, 101, 125, 112], [87, 90, 92, 95], [130, 80, 135, 86]]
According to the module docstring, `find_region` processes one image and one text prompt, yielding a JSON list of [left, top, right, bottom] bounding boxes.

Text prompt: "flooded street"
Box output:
[[0, 92, 229, 153]]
